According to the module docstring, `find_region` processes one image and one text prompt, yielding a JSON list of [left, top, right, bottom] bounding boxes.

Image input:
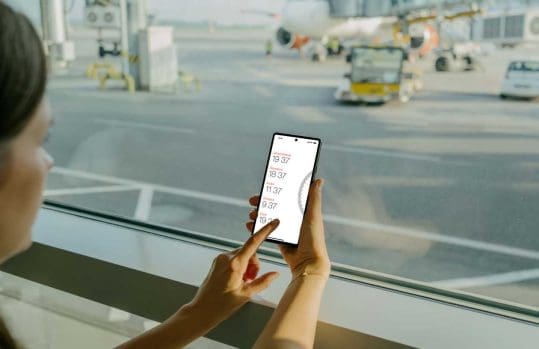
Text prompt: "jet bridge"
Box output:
[[328, 0, 477, 18], [328, 0, 391, 17]]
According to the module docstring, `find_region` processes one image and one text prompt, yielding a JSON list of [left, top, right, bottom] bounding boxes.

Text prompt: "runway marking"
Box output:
[[324, 144, 441, 162], [44, 185, 136, 197], [93, 119, 196, 135], [324, 214, 539, 260], [134, 186, 154, 221], [430, 268, 539, 289], [50, 167, 247, 207], [49, 167, 539, 261]]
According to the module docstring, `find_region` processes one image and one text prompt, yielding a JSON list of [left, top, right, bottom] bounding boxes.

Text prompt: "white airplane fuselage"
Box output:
[[281, 0, 393, 40]]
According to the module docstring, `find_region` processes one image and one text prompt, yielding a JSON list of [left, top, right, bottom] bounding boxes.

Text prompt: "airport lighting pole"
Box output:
[[119, 0, 130, 79], [126, 0, 148, 88], [40, 0, 73, 70]]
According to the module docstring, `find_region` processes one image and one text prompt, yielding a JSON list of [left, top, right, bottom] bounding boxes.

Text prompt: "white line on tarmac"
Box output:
[[50, 167, 247, 207], [324, 144, 441, 162], [90, 120, 436, 163], [134, 186, 154, 221], [325, 214, 539, 260], [93, 119, 196, 135], [49, 167, 539, 261], [44, 185, 136, 197], [430, 268, 539, 289]]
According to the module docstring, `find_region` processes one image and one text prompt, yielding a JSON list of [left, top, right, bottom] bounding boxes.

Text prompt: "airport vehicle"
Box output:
[[335, 46, 416, 104], [434, 42, 481, 72], [500, 60, 539, 99]]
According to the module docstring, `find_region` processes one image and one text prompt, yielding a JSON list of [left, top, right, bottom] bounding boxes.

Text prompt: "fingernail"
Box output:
[[271, 219, 280, 227], [316, 179, 324, 189]]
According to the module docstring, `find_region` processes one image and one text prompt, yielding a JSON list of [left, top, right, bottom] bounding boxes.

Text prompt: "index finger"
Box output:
[[236, 219, 280, 262], [248, 195, 260, 206]]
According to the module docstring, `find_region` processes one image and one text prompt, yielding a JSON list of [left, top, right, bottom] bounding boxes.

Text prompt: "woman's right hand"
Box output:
[[246, 178, 330, 280]]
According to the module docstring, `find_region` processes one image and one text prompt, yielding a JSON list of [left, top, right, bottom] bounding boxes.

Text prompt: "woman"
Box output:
[[0, 2, 330, 348]]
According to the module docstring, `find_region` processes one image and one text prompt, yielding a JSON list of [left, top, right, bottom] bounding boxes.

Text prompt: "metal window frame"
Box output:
[[0, 201, 412, 349], [38, 200, 538, 325]]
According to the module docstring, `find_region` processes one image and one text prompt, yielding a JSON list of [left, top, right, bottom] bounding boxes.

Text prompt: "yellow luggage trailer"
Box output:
[[335, 46, 415, 104]]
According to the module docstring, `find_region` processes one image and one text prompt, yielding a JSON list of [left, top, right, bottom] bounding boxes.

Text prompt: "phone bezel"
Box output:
[[251, 132, 322, 247]]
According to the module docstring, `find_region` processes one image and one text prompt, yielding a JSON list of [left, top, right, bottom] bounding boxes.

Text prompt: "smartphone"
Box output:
[[252, 133, 322, 247]]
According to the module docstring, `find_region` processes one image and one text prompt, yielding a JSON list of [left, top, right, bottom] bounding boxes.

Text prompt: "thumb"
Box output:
[[243, 272, 279, 296], [304, 178, 324, 226]]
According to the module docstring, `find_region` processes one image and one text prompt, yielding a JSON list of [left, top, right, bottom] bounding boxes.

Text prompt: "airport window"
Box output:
[[504, 15, 525, 38], [509, 61, 539, 72], [7, 0, 539, 318], [483, 17, 502, 39]]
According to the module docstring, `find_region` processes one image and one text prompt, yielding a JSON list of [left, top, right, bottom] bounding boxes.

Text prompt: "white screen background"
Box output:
[[253, 134, 319, 245]]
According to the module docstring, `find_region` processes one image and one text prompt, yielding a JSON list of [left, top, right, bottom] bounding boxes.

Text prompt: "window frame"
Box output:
[[41, 199, 539, 324]]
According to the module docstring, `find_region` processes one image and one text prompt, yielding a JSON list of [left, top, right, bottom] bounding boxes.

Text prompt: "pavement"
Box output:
[[44, 28, 539, 308]]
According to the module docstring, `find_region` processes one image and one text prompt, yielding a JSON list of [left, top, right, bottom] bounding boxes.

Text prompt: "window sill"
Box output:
[[0, 204, 537, 348]]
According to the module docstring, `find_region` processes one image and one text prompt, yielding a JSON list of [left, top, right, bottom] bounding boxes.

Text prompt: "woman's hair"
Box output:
[[0, 4, 46, 348], [0, 1, 47, 143]]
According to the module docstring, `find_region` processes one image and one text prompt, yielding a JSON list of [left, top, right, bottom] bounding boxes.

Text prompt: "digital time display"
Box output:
[[253, 133, 321, 245]]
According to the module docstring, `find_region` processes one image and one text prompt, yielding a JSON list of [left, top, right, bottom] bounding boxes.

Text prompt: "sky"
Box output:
[[146, 0, 285, 25], [6, 0, 286, 26], [9, 0, 539, 27]]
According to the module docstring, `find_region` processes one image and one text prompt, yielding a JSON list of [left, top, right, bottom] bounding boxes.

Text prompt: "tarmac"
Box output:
[[44, 28, 539, 308]]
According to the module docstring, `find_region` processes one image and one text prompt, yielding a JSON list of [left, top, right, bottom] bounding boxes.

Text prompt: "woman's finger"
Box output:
[[303, 178, 324, 227], [248, 195, 260, 206], [278, 243, 294, 257], [243, 272, 279, 296], [236, 219, 280, 263], [243, 255, 260, 281], [249, 254, 260, 269], [245, 221, 254, 232], [249, 209, 257, 220]]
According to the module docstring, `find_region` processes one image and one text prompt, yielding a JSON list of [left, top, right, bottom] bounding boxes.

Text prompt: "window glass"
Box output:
[[7, 0, 539, 312], [351, 47, 403, 83], [0, 272, 235, 349]]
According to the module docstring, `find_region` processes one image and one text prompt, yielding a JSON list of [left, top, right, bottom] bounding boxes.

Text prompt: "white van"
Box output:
[[500, 60, 539, 99]]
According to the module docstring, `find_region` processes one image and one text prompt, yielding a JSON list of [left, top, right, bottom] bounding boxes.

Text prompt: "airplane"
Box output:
[[246, 0, 480, 62]]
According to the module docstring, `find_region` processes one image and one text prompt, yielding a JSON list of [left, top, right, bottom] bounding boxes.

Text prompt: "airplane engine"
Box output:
[[276, 27, 310, 49], [410, 24, 439, 57]]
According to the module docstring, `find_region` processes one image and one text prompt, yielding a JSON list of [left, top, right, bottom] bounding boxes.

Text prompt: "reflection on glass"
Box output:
[[5, 0, 535, 311]]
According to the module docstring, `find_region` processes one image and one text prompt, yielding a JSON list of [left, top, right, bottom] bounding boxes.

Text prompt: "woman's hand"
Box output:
[[246, 178, 331, 280], [186, 219, 281, 324], [116, 221, 282, 349]]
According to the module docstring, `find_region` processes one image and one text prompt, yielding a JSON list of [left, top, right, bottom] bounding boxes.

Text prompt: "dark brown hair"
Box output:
[[0, 3, 46, 348], [0, 1, 47, 142]]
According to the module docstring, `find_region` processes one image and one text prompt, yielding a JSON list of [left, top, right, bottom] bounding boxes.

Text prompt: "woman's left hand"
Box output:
[[185, 219, 281, 325]]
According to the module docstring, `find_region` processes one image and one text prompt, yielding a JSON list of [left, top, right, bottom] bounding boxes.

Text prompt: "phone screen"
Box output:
[[253, 133, 321, 246]]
